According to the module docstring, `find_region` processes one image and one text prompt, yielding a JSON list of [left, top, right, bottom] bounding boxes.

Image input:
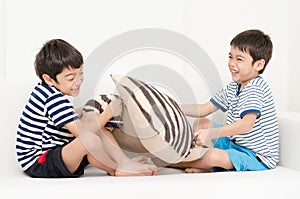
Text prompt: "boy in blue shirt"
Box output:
[[16, 39, 157, 177], [173, 29, 279, 172]]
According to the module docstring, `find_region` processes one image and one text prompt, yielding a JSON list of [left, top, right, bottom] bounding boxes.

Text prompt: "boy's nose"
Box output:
[[75, 75, 84, 86], [228, 59, 237, 68]]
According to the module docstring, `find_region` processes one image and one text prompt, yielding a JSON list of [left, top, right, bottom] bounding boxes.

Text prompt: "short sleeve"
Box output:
[[46, 93, 78, 128], [238, 85, 263, 118], [210, 87, 228, 112]]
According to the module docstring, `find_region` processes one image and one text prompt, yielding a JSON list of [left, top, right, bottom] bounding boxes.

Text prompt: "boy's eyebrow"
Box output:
[[64, 67, 83, 78], [229, 52, 246, 58], [64, 72, 76, 77], [236, 54, 246, 58]]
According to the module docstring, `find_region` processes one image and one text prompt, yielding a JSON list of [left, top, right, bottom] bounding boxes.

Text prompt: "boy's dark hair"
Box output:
[[230, 29, 273, 74], [35, 39, 83, 83]]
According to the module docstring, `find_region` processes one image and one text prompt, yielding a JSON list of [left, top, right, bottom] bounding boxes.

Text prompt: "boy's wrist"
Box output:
[[209, 127, 223, 139], [103, 106, 113, 119], [98, 109, 113, 128]]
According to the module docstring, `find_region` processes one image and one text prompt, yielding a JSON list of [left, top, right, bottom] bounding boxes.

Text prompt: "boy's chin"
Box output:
[[69, 91, 80, 96], [231, 76, 239, 82], [70, 89, 80, 96], [71, 92, 79, 97]]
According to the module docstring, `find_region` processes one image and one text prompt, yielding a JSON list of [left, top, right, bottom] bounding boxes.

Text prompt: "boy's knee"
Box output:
[[193, 118, 211, 131], [79, 131, 101, 153], [204, 149, 233, 169], [202, 149, 220, 167]]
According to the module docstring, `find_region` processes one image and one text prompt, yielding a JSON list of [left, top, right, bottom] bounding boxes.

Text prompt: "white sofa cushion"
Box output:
[[1, 77, 299, 199]]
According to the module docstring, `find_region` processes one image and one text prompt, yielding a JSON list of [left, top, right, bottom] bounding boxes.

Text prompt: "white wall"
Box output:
[[2, 0, 292, 112], [0, 0, 5, 78], [288, 0, 300, 112], [182, 0, 288, 112]]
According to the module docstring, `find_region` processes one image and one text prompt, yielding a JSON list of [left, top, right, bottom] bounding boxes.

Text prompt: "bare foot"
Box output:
[[106, 169, 116, 176], [184, 167, 212, 173], [115, 160, 158, 176]]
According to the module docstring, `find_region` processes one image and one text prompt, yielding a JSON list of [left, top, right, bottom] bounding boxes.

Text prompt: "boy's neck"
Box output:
[[237, 75, 260, 93]]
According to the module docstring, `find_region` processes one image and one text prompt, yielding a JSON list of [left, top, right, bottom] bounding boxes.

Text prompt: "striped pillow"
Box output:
[[83, 94, 123, 128], [111, 75, 196, 163]]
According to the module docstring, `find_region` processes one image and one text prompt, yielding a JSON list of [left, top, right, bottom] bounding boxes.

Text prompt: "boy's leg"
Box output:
[[63, 130, 157, 176], [90, 128, 157, 176], [62, 133, 117, 175], [170, 148, 234, 172]]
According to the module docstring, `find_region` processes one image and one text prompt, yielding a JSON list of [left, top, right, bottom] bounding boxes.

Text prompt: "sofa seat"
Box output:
[[0, 77, 299, 199]]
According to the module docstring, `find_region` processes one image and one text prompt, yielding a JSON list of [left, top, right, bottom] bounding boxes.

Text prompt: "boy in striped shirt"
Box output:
[[174, 29, 279, 172], [16, 39, 157, 177]]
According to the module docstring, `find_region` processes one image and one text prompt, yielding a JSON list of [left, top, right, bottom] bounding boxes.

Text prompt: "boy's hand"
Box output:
[[80, 111, 97, 123], [80, 111, 101, 133], [109, 98, 124, 117], [194, 129, 211, 147]]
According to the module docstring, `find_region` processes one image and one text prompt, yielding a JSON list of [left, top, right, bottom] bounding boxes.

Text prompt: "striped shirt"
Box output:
[[16, 83, 78, 171], [210, 76, 279, 169]]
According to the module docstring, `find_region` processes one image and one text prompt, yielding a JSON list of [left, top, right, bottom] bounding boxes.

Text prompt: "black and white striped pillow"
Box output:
[[111, 75, 196, 163], [83, 94, 123, 129]]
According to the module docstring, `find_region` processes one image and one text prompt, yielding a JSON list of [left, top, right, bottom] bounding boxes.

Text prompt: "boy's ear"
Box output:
[[42, 74, 55, 86], [254, 59, 265, 72]]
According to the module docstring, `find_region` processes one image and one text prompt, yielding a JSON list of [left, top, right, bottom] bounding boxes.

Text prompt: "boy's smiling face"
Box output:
[[228, 46, 264, 89], [43, 66, 84, 96]]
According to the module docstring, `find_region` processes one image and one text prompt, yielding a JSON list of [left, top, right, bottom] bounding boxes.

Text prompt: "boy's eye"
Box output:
[[67, 76, 75, 81]]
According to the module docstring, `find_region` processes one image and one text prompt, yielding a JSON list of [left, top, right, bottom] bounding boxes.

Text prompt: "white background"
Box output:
[[0, 0, 299, 112]]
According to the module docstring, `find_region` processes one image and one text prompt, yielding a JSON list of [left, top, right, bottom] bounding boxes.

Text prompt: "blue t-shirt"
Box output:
[[210, 76, 279, 169], [16, 83, 78, 171]]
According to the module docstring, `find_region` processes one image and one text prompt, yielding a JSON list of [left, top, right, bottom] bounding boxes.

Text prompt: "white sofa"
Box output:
[[1, 77, 299, 198]]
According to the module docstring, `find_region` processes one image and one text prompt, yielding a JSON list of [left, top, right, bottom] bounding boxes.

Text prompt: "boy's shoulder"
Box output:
[[30, 82, 64, 102], [248, 76, 270, 89], [33, 82, 61, 95], [243, 76, 273, 97]]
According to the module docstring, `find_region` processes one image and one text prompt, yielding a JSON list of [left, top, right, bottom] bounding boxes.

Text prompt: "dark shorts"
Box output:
[[24, 147, 89, 178]]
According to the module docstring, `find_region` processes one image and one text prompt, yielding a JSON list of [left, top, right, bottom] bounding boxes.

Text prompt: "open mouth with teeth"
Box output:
[[71, 87, 80, 95], [231, 70, 239, 76]]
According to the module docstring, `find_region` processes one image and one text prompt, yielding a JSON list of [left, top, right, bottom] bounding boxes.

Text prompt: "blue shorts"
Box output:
[[212, 137, 268, 172]]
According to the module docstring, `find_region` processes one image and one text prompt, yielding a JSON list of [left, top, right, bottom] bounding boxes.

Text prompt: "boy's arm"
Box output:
[[65, 99, 123, 137], [180, 101, 218, 118], [194, 112, 257, 146], [213, 112, 257, 137], [64, 110, 113, 138], [75, 106, 84, 118]]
